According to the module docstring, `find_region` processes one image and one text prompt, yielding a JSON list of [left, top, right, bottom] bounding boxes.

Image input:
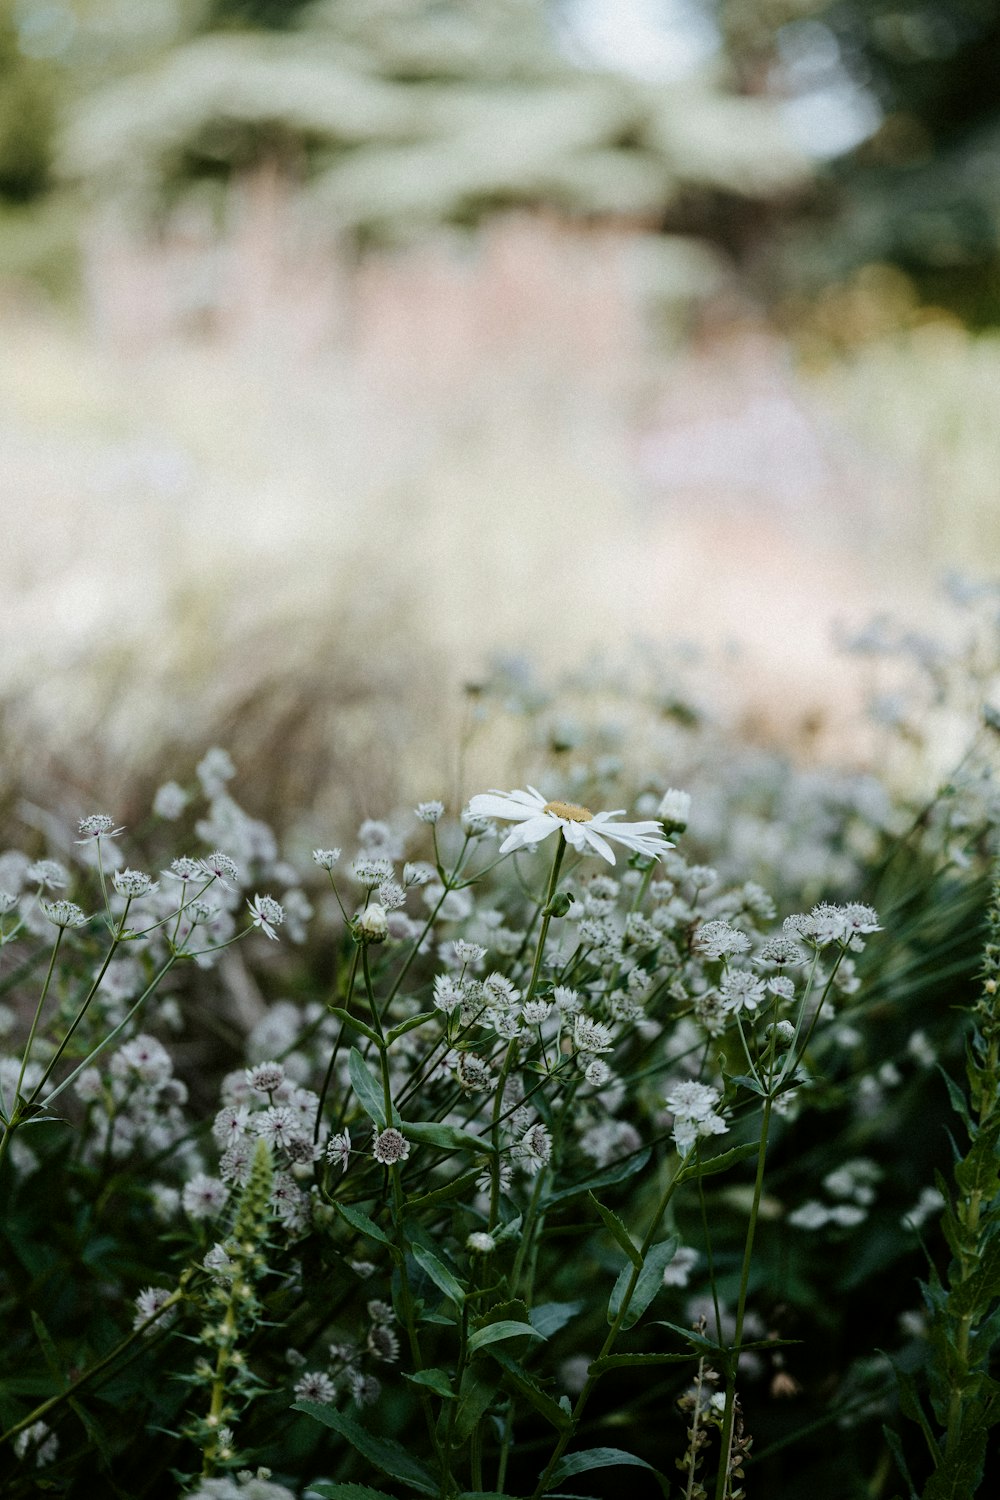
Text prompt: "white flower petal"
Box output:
[[468, 790, 545, 822], [579, 826, 617, 864], [499, 816, 561, 853]]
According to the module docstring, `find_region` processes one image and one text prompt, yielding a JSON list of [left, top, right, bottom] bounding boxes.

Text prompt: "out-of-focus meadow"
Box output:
[[3, 0, 1000, 821]]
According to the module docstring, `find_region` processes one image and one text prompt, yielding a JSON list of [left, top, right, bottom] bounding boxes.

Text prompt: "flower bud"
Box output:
[[657, 788, 691, 833], [355, 903, 389, 944]]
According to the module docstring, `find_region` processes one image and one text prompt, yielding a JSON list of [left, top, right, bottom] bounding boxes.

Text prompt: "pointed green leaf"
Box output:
[[404, 1120, 493, 1155], [468, 1320, 542, 1354], [608, 1236, 679, 1331], [588, 1193, 641, 1268], [349, 1048, 387, 1129], [337, 1201, 394, 1249], [676, 1141, 759, 1185], [403, 1367, 456, 1400], [529, 1301, 584, 1338], [306, 1486, 401, 1500], [881, 1425, 918, 1500], [292, 1401, 437, 1494], [406, 1169, 483, 1212], [546, 1149, 651, 1206], [548, 1447, 667, 1491], [590, 1351, 697, 1375], [30, 1312, 66, 1388], [489, 1350, 573, 1431], [412, 1244, 465, 1306], [387, 1011, 438, 1045], [329, 1007, 383, 1049]]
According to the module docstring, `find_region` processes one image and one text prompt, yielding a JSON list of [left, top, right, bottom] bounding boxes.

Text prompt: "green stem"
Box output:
[[530, 1151, 687, 1500]]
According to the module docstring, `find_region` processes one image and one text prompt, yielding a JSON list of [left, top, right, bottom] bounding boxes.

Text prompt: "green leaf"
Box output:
[[546, 1149, 651, 1206], [590, 1351, 696, 1375], [652, 1319, 723, 1354], [608, 1236, 679, 1331], [403, 1120, 493, 1155], [406, 1169, 483, 1212], [955, 1119, 1000, 1197], [588, 1193, 641, 1268], [387, 1011, 438, 1044], [329, 1007, 383, 1049], [307, 1484, 404, 1500], [292, 1401, 437, 1494], [489, 1350, 572, 1431], [881, 1425, 918, 1500], [676, 1141, 759, 1185], [455, 1368, 499, 1443], [529, 1301, 585, 1338], [348, 1048, 387, 1129], [30, 1312, 66, 1388], [727, 1072, 766, 1097], [403, 1367, 456, 1400], [937, 1064, 971, 1128], [468, 1320, 543, 1354], [948, 1233, 1000, 1317], [548, 1447, 667, 1491], [337, 1201, 394, 1249], [412, 1243, 465, 1306]]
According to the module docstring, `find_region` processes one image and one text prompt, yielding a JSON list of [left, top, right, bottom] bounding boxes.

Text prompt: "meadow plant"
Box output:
[[0, 713, 996, 1498]]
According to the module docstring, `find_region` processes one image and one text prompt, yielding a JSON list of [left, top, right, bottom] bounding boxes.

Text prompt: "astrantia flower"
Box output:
[[467, 787, 672, 866], [248, 894, 284, 940], [113, 868, 158, 900], [327, 1127, 352, 1173], [693, 919, 752, 960], [77, 814, 125, 840], [415, 800, 445, 824], [202, 851, 240, 888], [42, 899, 87, 929], [295, 1370, 336, 1403], [27, 860, 68, 890], [372, 1127, 410, 1166], [312, 847, 341, 871]]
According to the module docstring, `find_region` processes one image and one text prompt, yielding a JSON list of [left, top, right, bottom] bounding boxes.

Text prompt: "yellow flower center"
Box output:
[[543, 800, 593, 822]]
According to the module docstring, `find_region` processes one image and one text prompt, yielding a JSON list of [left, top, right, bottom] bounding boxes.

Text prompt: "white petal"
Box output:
[[578, 826, 617, 864], [468, 790, 541, 822], [499, 818, 560, 854]]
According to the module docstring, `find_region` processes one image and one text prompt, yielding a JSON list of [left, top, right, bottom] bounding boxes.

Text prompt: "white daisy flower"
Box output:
[[467, 787, 672, 866]]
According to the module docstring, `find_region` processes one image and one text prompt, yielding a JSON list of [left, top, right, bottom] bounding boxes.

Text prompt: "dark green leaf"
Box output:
[[348, 1048, 387, 1129], [337, 1202, 394, 1249], [489, 1350, 572, 1431], [30, 1312, 66, 1388], [676, 1141, 759, 1185], [329, 1008, 383, 1049], [403, 1367, 456, 1400], [387, 1012, 438, 1044], [404, 1120, 493, 1155], [881, 1424, 918, 1500], [292, 1401, 437, 1494], [307, 1484, 405, 1500], [549, 1447, 667, 1490], [468, 1320, 542, 1354], [412, 1243, 465, 1306], [455, 1368, 499, 1443], [590, 1352, 696, 1375], [529, 1301, 584, 1338], [407, 1169, 483, 1212], [588, 1193, 641, 1268], [546, 1149, 652, 1206], [608, 1236, 679, 1331]]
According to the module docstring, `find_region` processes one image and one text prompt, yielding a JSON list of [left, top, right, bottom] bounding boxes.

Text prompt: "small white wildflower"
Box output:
[[515, 1122, 552, 1175], [247, 894, 284, 940], [828, 1204, 867, 1227], [182, 1174, 229, 1219], [415, 801, 445, 824], [246, 1061, 286, 1095], [457, 1053, 494, 1093], [312, 847, 341, 871], [355, 902, 389, 944], [327, 1128, 352, 1173], [452, 939, 487, 965], [153, 781, 189, 820], [295, 1370, 336, 1403], [13, 1420, 58, 1466], [113, 868, 158, 900], [467, 787, 672, 865], [133, 1286, 177, 1331], [788, 1200, 830, 1229], [573, 1014, 615, 1054], [756, 936, 807, 968], [202, 851, 240, 888], [197, 746, 236, 798], [367, 1324, 401, 1363], [350, 855, 394, 888], [42, 899, 87, 929], [521, 999, 552, 1025], [719, 970, 766, 1014], [77, 814, 124, 840], [467, 1231, 496, 1253], [657, 788, 691, 830], [403, 860, 433, 887], [0, 890, 18, 915], [694, 919, 751, 960], [662, 1245, 699, 1287], [372, 1128, 410, 1165], [27, 860, 69, 890]]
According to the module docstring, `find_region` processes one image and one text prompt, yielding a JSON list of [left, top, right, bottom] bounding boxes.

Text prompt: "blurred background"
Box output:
[[2, 0, 1000, 825]]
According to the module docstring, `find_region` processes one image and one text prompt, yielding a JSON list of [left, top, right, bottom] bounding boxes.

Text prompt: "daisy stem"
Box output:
[[713, 1025, 780, 1500], [489, 836, 565, 1229]]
